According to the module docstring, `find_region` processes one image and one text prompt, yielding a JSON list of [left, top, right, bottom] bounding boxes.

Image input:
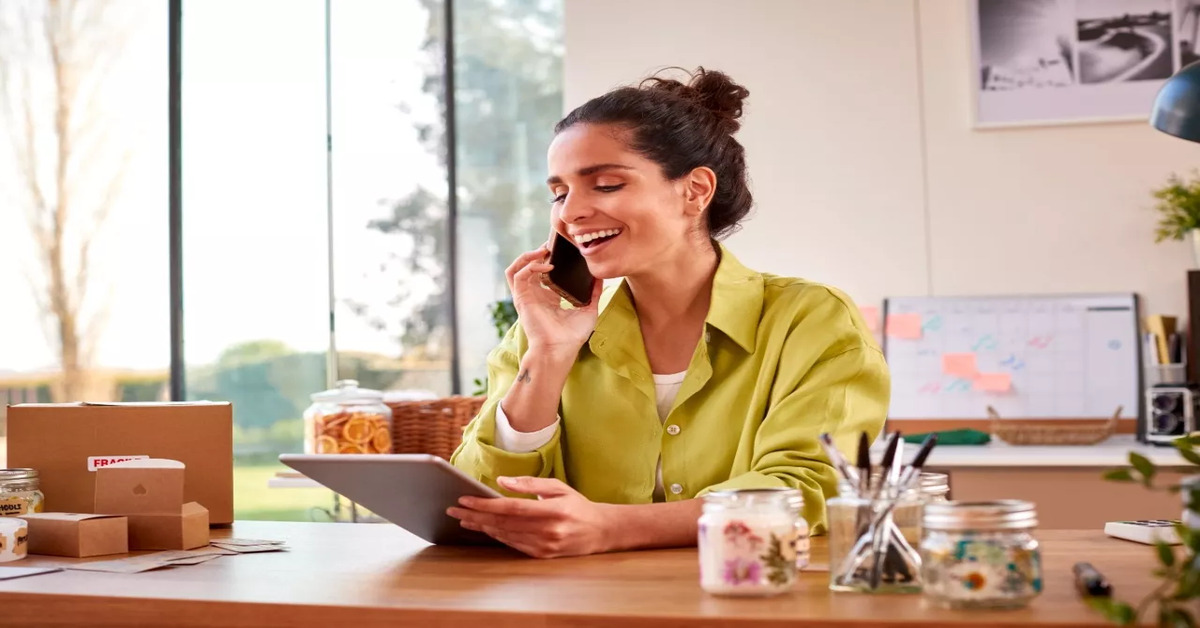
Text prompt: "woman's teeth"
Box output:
[[574, 229, 621, 245]]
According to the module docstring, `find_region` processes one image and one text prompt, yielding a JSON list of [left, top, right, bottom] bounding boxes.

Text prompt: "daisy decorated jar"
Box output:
[[698, 488, 810, 596], [920, 500, 1043, 609]]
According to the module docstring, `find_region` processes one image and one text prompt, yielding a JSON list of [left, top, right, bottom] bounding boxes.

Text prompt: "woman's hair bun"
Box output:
[[641, 66, 749, 133]]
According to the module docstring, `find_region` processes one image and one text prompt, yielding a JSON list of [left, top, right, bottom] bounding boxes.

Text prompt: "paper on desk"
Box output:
[[209, 538, 285, 547], [0, 566, 62, 580], [64, 558, 173, 574], [160, 554, 224, 566], [210, 543, 288, 554], [942, 353, 979, 378], [885, 313, 922, 339], [974, 372, 1012, 393]]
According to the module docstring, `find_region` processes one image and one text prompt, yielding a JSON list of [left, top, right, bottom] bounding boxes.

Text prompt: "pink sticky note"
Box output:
[[859, 306, 880, 333], [942, 353, 979, 378], [885, 313, 922, 339], [974, 372, 1012, 393]]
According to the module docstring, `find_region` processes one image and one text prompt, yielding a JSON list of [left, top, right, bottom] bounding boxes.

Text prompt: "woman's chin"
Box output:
[[586, 263, 622, 281]]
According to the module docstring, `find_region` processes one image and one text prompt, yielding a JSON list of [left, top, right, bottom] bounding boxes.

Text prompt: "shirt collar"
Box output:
[[592, 242, 764, 354]]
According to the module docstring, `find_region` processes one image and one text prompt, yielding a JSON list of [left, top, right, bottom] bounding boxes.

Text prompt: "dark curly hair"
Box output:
[[554, 67, 753, 239]]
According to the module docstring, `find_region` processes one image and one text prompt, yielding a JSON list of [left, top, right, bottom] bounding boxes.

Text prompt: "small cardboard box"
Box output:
[[94, 459, 210, 550], [22, 513, 129, 558], [6, 402, 233, 524]]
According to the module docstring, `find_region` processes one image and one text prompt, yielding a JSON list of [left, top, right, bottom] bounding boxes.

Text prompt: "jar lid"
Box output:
[[703, 487, 803, 509], [924, 499, 1038, 531], [919, 472, 950, 495], [310, 379, 384, 403], [0, 469, 38, 481]]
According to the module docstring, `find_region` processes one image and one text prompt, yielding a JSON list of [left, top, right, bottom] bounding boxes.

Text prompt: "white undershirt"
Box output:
[[494, 370, 688, 502]]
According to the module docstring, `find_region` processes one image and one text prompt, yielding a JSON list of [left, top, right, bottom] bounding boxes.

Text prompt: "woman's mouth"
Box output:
[[574, 228, 622, 255]]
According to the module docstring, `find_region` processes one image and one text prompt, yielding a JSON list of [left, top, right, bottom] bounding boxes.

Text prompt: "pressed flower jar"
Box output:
[[697, 488, 809, 596], [920, 500, 1043, 609]]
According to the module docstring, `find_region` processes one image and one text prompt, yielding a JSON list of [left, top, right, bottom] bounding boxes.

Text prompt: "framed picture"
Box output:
[[970, 0, 1200, 128]]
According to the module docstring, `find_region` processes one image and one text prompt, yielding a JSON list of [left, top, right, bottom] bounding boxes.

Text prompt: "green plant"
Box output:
[[471, 299, 518, 396], [1091, 434, 1200, 626], [1152, 171, 1200, 242]]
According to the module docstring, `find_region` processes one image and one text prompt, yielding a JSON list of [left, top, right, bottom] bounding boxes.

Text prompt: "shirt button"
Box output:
[[666, 424, 681, 435], [670, 483, 684, 495]]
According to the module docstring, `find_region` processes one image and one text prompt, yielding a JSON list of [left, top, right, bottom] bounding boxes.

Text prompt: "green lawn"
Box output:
[[233, 464, 339, 522]]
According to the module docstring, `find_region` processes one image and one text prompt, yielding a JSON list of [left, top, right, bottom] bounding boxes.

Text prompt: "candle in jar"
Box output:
[[698, 488, 809, 596]]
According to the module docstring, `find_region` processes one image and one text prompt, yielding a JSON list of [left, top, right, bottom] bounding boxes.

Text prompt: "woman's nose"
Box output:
[[559, 193, 594, 223]]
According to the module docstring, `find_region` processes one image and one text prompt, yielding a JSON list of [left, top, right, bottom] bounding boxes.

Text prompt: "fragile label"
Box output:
[[0, 497, 27, 517], [87, 455, 149, 471]]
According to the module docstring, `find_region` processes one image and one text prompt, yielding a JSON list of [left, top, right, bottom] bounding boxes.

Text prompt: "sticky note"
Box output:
[[859, 306, 880, 333], [886, 313, 922, 339], [942, 353, 979, 378], [973, 372, 1012, 393]]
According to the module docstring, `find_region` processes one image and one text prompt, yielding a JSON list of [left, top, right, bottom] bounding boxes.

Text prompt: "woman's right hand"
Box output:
[[505, 243, 604, 358]]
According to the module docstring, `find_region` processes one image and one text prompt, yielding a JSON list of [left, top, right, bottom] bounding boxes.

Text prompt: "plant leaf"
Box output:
[[1158, 540, 1177, 567], [1088, 598, 1136, 625], [1104, 468, 1136, 482], [1130, 452, 1157, 486], [1179, 448, 1200, 468]]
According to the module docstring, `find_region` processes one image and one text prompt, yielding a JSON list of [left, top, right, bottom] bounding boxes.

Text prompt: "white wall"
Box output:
[[565, 0, 1199, 320]]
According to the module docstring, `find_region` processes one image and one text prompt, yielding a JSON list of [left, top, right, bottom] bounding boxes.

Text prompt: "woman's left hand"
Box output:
[[446, 476, 615, 558]]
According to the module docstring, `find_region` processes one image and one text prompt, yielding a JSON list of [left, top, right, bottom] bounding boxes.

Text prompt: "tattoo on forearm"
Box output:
[[516, 369, 532, 384]]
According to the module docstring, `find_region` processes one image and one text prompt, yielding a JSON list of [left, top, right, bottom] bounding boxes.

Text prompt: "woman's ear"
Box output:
[[683, 166, 717, 216]]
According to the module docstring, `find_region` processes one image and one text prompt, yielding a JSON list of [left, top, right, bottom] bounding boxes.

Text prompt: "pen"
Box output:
[[1072, 562, 1112, 598], [819, 433, 859, 486]]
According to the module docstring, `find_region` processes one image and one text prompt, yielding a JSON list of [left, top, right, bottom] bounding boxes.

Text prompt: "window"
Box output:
[[0, 0, 564, 517], [182, 0, 331, 520], [0, 1, 169, 452], [452, 0, 565, 393], [330, 0, 450, 398]]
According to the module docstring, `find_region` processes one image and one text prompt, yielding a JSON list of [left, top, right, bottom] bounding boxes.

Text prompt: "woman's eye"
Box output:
[[550, 193, 566, 204], [596, 184, 625, 193]]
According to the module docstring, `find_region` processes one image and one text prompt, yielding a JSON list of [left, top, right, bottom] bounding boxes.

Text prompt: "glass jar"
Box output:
[[697, 488, 809, 596], [920, 500, 1043, 609], [0, 469, 44, 517], [303, 379, 393, 454], [827, 472, 946, 593], [827, 484, 923, 593]]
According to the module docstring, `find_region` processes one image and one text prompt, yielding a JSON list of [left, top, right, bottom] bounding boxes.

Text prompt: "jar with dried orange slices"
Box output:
[[303, 379, 394, 455]]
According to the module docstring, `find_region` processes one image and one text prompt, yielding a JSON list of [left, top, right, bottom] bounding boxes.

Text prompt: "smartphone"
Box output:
[[542, 231, 595, 307]]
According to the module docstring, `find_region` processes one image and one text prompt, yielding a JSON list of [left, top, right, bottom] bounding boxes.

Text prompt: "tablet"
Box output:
[[278, 453, 502, 545]]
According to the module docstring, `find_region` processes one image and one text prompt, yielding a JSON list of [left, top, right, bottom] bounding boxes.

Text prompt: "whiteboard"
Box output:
[[883, 294, 1141, 420]]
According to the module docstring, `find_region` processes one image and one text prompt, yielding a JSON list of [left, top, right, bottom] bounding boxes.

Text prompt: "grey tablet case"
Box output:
[[278, 453, 502, 545]]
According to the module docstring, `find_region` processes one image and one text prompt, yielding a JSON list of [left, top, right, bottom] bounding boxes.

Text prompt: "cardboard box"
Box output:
[[94, 459, 210, 550], [6, 402, 233, 524], [23, 513, 129, 558]]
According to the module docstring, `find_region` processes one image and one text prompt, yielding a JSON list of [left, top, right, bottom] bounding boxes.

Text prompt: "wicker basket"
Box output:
[[987, 405, 1121, 446], [386, 396, 485, 460]]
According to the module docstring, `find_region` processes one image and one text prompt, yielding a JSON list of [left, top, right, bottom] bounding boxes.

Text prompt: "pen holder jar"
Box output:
[[827, 485, 924, 594]]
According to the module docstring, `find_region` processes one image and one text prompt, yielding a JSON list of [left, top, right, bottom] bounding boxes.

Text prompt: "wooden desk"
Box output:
[[0, 521, 1164, 627]]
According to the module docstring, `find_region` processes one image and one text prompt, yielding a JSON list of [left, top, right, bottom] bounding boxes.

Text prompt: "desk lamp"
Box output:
[[1152, 60, 1200, 142]]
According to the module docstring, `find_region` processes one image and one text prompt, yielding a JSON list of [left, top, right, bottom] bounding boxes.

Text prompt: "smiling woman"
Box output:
[[448, 67, 890, 559]]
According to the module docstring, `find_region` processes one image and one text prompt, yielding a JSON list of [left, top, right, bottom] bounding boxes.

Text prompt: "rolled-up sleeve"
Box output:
[[449, 323, 566, 494], [698, 344, 890, 536]]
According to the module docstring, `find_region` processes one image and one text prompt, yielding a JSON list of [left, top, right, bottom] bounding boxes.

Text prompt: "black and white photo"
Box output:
[[972, 0, 1184, 126], [1076, 0, 1173, 84], [1178, 0, 1200, 66], [978, 0, 1074, 92]]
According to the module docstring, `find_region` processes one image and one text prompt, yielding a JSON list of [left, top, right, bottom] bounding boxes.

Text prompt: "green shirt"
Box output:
[[450, 245, 890, 534]]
